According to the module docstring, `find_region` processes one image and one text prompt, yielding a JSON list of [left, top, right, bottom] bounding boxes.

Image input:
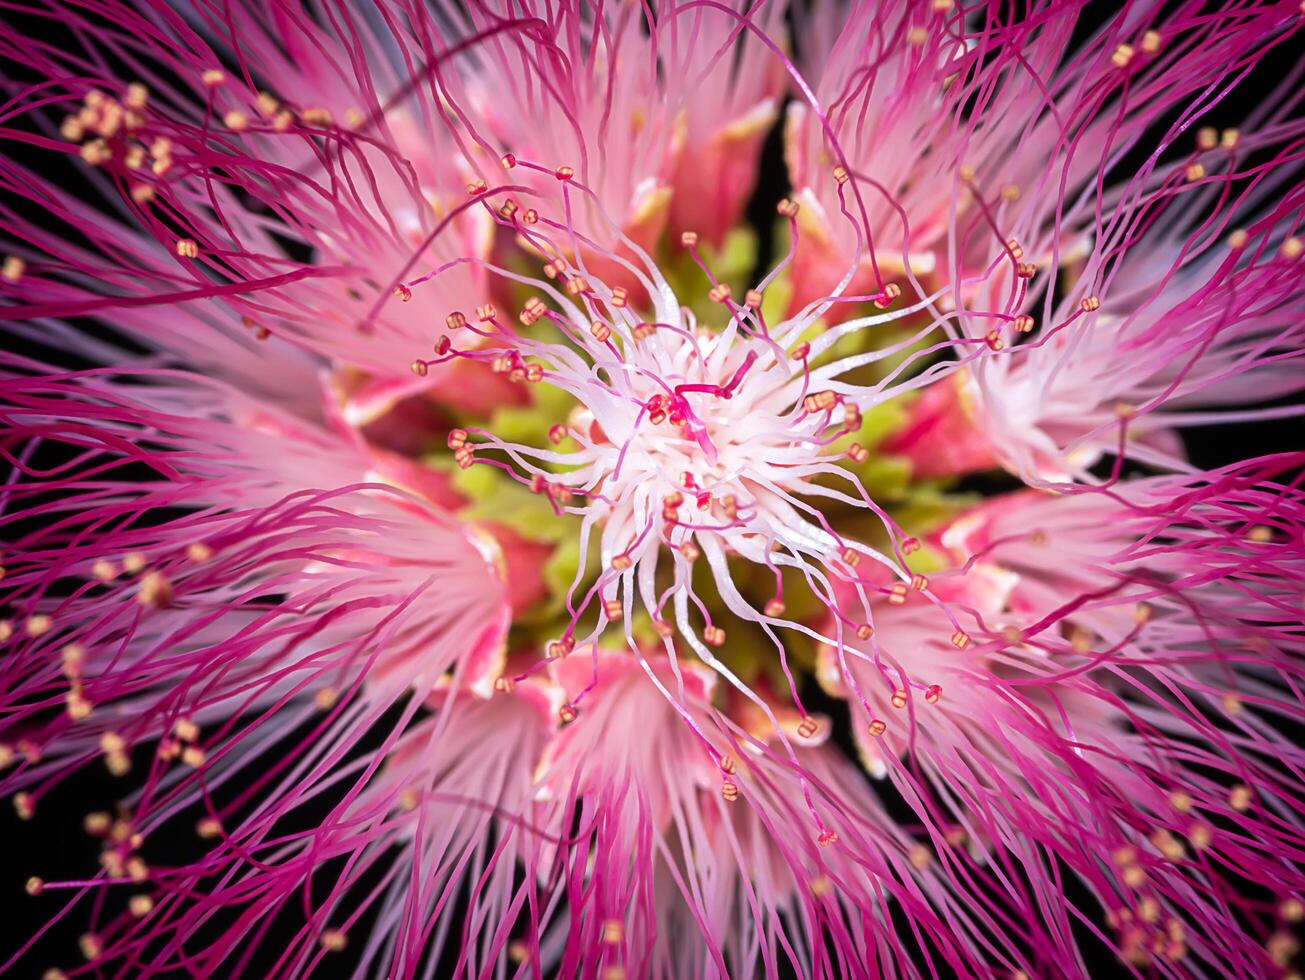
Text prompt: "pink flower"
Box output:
[[883, 146, 1305, 483], [1, 2, 1303, 978]]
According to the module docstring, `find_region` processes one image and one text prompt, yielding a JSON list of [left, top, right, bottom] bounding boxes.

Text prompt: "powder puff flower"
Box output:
[[1, 1, 1304, 978]]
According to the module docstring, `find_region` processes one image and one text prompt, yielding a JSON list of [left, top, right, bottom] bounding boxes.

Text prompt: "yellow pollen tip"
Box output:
[[320, 930, 348, 952]]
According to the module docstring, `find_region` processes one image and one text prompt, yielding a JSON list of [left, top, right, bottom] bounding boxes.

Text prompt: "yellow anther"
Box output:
[[176, 238, 199, 258], [61, 644, 85, 675], [14, 792, 35, 820], [197, 816, 223, 838], [138, 571, 173, 607], [181, 746, 206, 767], [1228, 784, 1252, 811], [320, 930, 348, 952], [79, 932, 102, 960], [314, 687, 339, 710], [873, 282, 901, 309], [66, 692, 92, 720], [2, 256, 25, 282], [1150, 829, 1185, 861]]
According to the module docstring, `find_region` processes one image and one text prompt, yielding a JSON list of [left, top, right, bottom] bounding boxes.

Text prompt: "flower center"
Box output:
[[399, 165, 968, 736]]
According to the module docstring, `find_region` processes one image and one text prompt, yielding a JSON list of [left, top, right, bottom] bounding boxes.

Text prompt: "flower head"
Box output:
[[2, 1, 1304, 977]]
